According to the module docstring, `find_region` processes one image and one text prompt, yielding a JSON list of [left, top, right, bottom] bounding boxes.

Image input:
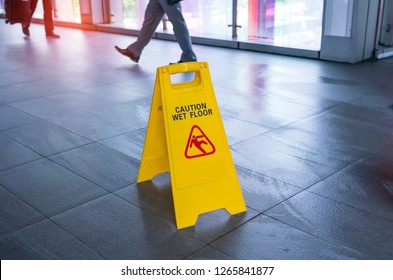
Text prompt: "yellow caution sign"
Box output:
[[137, 62, 246, 229]]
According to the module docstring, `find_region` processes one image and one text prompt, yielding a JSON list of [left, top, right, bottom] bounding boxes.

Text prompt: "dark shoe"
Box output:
[[114, 46, 139, 63], [46, 32, 60, 39], [22, 24, 30, 37]]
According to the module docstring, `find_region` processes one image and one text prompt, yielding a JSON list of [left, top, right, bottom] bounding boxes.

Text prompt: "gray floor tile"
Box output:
[[250, 133, 367, 169], [265, 192, 393, 259], [50, 143, 140, 191], [52, 194, 206, 259], [0, 134, 42, 171], [0, 186, 44, 237], [49, 112, 133, 141], [220, 101, 299, 129], [242, 95, 324, 119], [0, 158, 108, 217], [78, 85, 146, 104], [88, 102, 149, 131], [264, 87, 343, 110], [211, 215, 361, 259], [99, 128, 146, 161], [236, 166, 303, 213], [0, 219, 103, 260], [285, 82, 365, 103], [0, 105, 41, 132], [115, 174, 259, 243], [221, 115, 271, 145], [9, 97, 81, 119], [0, 80, 73, 104], [308, 171, 393, 221], [186, 245, 234, 260], [49, 73, 109, 91], [4, 121, 91, 157], [274, 112, 391, 152], [328, 104, 393, 133], [343, 144, 393, 183], [0, 70, 37, 87], [231, 140, 337, 189]]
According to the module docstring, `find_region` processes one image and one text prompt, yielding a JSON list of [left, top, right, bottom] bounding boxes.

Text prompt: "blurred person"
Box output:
[[115, 0, 196, 63], [22, 0, 60, 38]]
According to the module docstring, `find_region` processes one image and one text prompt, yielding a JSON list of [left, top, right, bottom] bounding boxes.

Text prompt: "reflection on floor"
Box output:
[[0, 21, 393, 260]]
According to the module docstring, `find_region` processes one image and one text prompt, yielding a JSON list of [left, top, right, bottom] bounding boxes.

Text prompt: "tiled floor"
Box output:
[[1, 21, 393, 260]]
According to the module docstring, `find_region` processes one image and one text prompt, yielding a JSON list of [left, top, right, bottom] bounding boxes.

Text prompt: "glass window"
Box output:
[[238, 0, 324, 50], [53, 0, 81, 23], [30, 0, 80, 23], [177, 0, 233, 39], [119, 0, 232, 38], [117, 0, 322, 50], [121, 0, 149, 28], [324, 0, 353, 37]]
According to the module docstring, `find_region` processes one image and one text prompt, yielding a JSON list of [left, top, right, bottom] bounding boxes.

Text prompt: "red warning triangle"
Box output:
[[185, 125, 216, 159]]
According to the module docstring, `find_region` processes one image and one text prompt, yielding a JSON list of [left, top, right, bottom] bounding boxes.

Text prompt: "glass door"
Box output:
[[238, 0, 323, 50], [380, 0, 393, 46], [53, 0, 81, 23]]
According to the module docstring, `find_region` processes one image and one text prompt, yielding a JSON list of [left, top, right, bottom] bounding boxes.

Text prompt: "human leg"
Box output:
[[42, 0, 55, 35], [127, 0, 164, 56], [160, 0, 197, 62], [23, 0, 39, 34]]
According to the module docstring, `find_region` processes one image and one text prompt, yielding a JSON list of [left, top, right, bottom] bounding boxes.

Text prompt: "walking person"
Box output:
[[22, 0, 60, 38], [115, 0, 196, 63]]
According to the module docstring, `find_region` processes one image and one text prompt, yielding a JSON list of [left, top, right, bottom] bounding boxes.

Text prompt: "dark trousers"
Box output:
[[28, 0, 54, 34]]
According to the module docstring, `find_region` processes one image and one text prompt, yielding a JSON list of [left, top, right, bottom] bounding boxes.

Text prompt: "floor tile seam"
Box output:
[[0, 158, 113, 217], [110, 189, 180, 227], [1, 93, 67, 105], [0, 76, 42, 87], [262, 215, 367, 259], [0, 216, 47, 242], [44, 156, 123, 193], [79, 131, 145, 158], [202, 210, 362, 259], [232, 136, 347, 174], [44, 117, 132, 143], [304, 188, 393, 224], [244, 92, 327, 111], [107, 83, 155, 96], [0, 153, 43, 173], [43, 109, 147, 136], [95, 126, 148, 151], [111, 187, 262, 251], [94, 141, 142, 164], [329, 113, 393, 133], [336, 140, 393, 180], [221, 102, 323, 121], [47, 213, 109, 260], [232, 130, 372, 169], [0, 103, 47, 124], [234, 165, 303, 190], [86, 108, 148, 131], [340, 167, 393, 187], [228, 102, 341, 139], [1, 127, 92, 159], [202, 212, 268, 250], [0, 186, 48, 233], [2, 132, 141, 185], [7, 98, 109, 121], [181, 244, 235, 260], [220, 113, 276, 131]]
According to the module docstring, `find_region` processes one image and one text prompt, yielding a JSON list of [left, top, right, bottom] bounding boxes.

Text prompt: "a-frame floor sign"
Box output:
[[137, 62, 246, 229]]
